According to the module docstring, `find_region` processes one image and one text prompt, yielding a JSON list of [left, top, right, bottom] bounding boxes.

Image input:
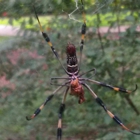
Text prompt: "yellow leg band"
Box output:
[[48, 41, 53, 47], [81, 34, 85, 40]]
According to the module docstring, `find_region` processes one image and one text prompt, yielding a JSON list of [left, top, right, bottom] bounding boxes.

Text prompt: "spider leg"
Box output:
[[26, 85, 64, 120], [51, 77, 71, 80], [33, 6, 70, 75], [51, 77, 71, 85], [81, 78, 137, 94], [79, 21, 86, 61], [78, 68, 96, 78], [57, 87, 69, 140], [79, 0, 86, 70], [50, 77, 71, 86], [50, 83, 70, 87], [83, 83, 140, 135]]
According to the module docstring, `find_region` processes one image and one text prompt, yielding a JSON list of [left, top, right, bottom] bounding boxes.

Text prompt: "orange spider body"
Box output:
[[70, 77, 85, 104]]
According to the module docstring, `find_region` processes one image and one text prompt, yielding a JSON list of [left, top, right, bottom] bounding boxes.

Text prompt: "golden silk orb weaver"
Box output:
[[26, 1, 140, 139]]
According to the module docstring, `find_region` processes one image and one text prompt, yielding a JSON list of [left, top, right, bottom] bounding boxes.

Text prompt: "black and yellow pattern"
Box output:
[[57, 103, 65, 140], [83, 78, 137, 94], [26, 85, 63, 120], [26, 94, 54, 120], [84, 83, 140, 135], [57, 87, 68, 140], [33, 6, 69, 75]]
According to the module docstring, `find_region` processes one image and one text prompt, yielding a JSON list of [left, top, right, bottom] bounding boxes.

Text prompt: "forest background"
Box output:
[[0, 0, 140, 140]]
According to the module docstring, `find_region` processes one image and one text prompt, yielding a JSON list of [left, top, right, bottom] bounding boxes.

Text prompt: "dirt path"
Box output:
[[0, 25, 20, 36], [0, 24, 139, 37]]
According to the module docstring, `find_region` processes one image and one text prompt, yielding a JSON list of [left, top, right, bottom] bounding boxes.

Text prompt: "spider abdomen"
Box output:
[[66, 43, 78, 73]]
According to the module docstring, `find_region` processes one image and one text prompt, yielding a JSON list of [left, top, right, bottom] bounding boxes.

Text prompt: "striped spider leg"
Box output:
[[33, 6, 70, 75], [26, 83, 67, 120], [82, 83, 140, 135], [57, 87, 69, 140], [80, 77, 137, 94]]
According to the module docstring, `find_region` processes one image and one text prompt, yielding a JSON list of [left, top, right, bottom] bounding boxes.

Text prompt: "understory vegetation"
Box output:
[[0, 0, 140, 140]]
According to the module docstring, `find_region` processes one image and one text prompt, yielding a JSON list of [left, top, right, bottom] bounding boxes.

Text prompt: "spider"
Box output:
[[26, 1, 140, 140]]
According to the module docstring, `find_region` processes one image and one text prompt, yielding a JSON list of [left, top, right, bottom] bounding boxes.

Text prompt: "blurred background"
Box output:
[[0, 0, 140, 140]]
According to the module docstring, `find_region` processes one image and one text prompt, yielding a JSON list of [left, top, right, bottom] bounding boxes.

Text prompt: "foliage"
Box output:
[[0, 0, 140, 140]]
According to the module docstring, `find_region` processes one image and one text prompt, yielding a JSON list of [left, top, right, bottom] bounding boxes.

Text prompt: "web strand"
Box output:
[[68, 0, 82, 23], [92, 0, 114, 15], [68, 0, 114, 22]]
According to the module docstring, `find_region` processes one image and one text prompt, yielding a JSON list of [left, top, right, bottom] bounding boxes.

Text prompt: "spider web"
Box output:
[[68, 0, 114, 23]]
